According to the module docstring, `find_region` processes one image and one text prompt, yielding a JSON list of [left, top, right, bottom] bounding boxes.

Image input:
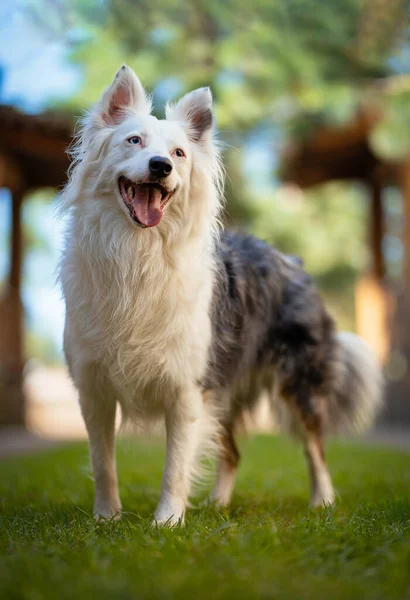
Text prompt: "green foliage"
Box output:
[[235, 181, 368, 329], [20, 0, 410, 334], [251, 183, 367, 273], [28, 0, 408, 121], [1, 436, 410, 599], [370, 84, 410, 161]]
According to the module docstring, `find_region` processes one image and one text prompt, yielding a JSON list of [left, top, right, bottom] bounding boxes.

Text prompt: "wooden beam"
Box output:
[[10, 189, 23, 291], [0, 188, 25, 426], [1, 127, 69, 164], [0, 153, 23, 190]]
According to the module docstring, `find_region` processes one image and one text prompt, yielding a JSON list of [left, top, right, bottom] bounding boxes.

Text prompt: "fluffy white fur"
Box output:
[[59, 65, 223, 525]]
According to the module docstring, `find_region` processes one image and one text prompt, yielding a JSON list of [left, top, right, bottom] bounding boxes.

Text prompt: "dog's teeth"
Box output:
[[127, 186, 133, 201]]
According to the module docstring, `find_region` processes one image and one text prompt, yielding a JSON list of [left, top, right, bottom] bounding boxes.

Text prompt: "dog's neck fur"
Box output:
[[68, 161, 219, 299], [62, 178, 218, 403]]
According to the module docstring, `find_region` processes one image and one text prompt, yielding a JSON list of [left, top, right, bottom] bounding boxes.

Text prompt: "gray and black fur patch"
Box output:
[[203, 231, 339, 427]]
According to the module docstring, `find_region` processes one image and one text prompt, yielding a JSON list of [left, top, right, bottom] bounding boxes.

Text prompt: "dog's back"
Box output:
[[207, 231, 382, 431]]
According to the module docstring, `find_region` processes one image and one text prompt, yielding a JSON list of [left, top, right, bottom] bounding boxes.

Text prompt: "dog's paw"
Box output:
[[151, 514, 184, 528], [208, 491, 232, 508], [94, 510, 122, 523], [153, 497, 185, 527], [93, 499, 122, 522], [310, 487, 336, 508]]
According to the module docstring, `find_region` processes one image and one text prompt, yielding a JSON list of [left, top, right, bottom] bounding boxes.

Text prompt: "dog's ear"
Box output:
[[98, 65, 151, 125], [166, 88, 213, 144]]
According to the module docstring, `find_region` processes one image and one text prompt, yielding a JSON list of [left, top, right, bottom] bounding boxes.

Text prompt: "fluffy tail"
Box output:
[[325, 332, 384, 434]]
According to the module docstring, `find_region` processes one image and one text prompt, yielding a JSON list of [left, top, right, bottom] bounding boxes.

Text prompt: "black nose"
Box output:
[[149, 156, 173, 178]]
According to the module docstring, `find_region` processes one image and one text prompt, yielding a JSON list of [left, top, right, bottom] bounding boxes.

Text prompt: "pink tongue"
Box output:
[[133, 186, 163, 227]]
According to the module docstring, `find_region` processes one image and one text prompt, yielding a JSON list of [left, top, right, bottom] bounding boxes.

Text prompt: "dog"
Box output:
[[59, 65, 383, 525]]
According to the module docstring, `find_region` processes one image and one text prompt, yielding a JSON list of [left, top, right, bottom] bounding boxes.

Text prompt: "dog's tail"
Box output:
[[270, 332, 384, 435], [324, 331, 384, 434]]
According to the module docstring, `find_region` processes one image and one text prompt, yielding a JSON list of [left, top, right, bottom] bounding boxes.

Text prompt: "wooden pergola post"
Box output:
[[0, 108, 72, 429], [355, 172, 390, 363], [0, 187, 26, 426], [382, 159, 410, 423], [402, 161, 410, 289]]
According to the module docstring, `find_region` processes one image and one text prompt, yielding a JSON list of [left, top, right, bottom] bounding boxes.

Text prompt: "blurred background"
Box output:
[[0, 0, 410, 445]]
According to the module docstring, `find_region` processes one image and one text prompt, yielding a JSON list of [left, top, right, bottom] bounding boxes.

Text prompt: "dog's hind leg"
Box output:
[[79, 383, 121, 521], [304, 426, 335, 507], [210, 426, 240, 507], [294, 395, 335, 507]]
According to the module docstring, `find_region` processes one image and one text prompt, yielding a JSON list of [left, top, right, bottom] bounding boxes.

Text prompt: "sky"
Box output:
[[0, 1, 81, 359], [0, 3, 81, 112]]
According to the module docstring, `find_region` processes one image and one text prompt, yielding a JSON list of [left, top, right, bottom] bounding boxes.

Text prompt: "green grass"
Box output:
[[1, 435, 410, 600]]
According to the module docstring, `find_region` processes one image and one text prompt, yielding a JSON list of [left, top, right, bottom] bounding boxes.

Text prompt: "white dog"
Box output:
[[59, 65, 382, 525]]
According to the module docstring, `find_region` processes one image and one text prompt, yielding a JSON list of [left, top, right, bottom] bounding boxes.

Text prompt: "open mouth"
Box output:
[[118, 176, 173, 228]]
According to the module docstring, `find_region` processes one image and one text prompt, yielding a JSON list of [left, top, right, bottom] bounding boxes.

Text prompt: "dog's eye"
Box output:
[[128, 136, 142, 145], [173, 148, 186, 158]]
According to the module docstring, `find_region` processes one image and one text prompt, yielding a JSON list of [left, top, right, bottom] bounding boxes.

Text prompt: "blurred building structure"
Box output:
[[281, 81, 410, 424], [0, 106, 71, 426]]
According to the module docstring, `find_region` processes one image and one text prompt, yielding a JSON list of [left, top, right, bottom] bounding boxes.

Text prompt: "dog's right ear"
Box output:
[[166, 87, 213, 145], [96, 65, 152, 126]]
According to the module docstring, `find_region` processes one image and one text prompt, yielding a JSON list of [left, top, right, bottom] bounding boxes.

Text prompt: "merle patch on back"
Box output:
[[204, 231, 338, 420]]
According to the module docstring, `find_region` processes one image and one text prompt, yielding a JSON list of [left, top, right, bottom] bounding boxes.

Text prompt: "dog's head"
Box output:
[[68, 65, 222, 232]]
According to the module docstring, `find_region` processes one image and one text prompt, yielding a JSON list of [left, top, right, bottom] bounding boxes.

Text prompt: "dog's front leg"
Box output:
[[80, 390, 121, 521], [154, 387, 204, 526]]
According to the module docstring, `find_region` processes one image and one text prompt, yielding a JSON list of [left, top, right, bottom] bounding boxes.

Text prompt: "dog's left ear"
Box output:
[[98, 65, 152, 125], [166, 88, 213, 145]]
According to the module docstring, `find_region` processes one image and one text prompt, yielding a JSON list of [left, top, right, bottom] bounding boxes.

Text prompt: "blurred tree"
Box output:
[[20, 0, 410, 333], [25, 1, 408, 109], [24, 0, 410, 163]]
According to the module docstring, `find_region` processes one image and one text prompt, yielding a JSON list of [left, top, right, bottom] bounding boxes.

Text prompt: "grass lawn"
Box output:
[[1, 435, 410, 600]]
